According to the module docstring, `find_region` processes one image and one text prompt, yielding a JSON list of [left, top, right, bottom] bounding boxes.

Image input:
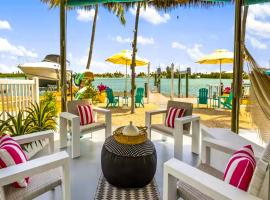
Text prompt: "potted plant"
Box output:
[[97, 83, 108, 103]]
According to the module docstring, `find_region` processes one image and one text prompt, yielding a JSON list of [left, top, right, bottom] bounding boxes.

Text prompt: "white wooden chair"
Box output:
[[163, 128, 268, 200], [0, 130, 70, 200], [60, 99, 112, 158], [145, 100, 200, 160]]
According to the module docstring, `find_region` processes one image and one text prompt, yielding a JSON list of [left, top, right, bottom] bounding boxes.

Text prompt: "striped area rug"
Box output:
[[94, 175, 160, 200]]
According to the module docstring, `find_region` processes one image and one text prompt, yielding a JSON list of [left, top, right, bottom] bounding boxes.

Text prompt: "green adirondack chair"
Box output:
[[197, 88, 209, 108], [219, 91, 233, 109], [105, 88, 119, 108], [135, 87, 144, 108]]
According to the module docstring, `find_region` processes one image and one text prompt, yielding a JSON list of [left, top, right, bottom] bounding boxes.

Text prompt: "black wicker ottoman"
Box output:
[[101, 136, 157, 188]]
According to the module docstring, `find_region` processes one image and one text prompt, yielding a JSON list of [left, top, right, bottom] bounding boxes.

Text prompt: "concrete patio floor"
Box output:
[[36, 128, 199, 200]]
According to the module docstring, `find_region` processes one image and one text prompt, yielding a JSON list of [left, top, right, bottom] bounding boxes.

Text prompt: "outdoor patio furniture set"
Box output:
[[0, 99, 268, 200], [105, 87, 145, 108], [197, 87, 233, 109]]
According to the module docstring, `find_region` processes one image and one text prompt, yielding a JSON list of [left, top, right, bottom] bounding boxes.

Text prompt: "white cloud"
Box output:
[[0, 63, 18, 73], [171, 42, 186, 50], [247, 5, 270, 39], [76, 9, 96, 22], [115, 35, 155, 45], [247, 35, 268, 50], [172, 41, 205, 60], [186, 44, 205, 60], [116, 36, 132, 43], [0, 20, 11, 30], [130, 6, 170, 25], [0, 37, 38, 58], [137, 36, 155, 45]]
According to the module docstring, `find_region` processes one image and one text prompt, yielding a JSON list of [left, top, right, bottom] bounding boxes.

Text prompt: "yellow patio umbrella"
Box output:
[[106, 50, 149, 92], [197, 49, 233, 95]]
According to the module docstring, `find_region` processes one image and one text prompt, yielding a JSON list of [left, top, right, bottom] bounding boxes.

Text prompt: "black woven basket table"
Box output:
[[101, 135, 157, 188]]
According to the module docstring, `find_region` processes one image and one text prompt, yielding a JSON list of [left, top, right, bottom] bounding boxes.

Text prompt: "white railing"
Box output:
[[0, 77, 39, 120]]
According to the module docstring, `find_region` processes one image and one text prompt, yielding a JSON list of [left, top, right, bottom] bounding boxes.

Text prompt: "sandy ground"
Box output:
[[94, 92, 253, 130]]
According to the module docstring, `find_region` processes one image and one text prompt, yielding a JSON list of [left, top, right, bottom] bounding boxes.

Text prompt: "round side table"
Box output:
[[101, 136, 157, 188]]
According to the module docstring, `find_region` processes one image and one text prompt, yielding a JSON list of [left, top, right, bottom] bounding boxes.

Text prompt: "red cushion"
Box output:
[[0, 134, 29, 188], [223, 145, 256, 191], [77, 104, 95, 126], [165, 107, 185, 128]]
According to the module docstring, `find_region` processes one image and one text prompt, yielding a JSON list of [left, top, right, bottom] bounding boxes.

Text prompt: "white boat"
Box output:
[[18, 54, 72, 82]]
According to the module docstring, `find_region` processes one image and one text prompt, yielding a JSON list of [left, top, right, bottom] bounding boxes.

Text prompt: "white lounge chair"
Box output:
[[145, 100, 200, 160], [0, 130, 70, 200], [163, 130, 267, 200], [60, 99, 112, 158]]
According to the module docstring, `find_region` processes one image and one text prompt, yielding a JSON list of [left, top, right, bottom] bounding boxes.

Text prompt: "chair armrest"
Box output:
[[146, 109, 167, 116], [14, 130, 54, 145], [60, 112, 79, 121], [203, 137, 238, 155], [175, 115, 200, 124], [93, 107, 111, 115], [0, 151, 69, 187], [163, 158, 261, 200], [14, 130, 55, 154]]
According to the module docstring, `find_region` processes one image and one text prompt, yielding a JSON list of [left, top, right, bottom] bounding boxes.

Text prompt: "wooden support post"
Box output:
[[186, 72, 189, 98], [147, 62, 150, 104], [178, 72, 181, 98], [170, 63, 174, 100], [231, 0, 243, 134]]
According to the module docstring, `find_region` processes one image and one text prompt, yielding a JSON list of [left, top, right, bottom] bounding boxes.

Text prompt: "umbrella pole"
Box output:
[[125, 63, 127, 94], [220, 60, 222, 96]]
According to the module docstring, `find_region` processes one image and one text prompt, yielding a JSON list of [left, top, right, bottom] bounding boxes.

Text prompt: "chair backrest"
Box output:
[[67, 99, 91, 116], [225, 91, 233, 104], [198, 88, 208, 104], [136, 88, 144, 96], [106, 88, 115, 102], [248, 141, 270, 199], [166, 101, 193, 132]]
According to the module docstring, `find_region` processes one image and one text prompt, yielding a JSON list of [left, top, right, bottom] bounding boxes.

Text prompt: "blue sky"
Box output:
[[0, 0, 269, 74]]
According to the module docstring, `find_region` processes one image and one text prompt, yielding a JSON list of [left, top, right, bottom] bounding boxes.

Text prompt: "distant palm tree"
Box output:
[[86, 3, 126, 70], [41, 1, 126, 70], [122, 0, 222, 113]]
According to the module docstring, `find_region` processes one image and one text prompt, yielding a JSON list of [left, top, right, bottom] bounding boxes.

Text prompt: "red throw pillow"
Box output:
[[0, 134, 29, 188], [165, 107, 185, 128], [77, 104, 95, 126], [223, 145, 256, 191]]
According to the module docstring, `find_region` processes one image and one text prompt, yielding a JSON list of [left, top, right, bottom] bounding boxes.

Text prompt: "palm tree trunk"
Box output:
[[130, 3, 141, 114], [60, 0, 67, 112], [86, 4, 98, 70]]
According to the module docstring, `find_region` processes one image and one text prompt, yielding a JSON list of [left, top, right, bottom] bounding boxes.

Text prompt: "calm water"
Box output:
[[1, 77, 249, 97], [92, 78, 250, 97]]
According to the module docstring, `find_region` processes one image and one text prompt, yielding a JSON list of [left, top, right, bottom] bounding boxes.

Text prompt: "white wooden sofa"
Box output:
[[0, 130, 70, 200], [145, 101, 200, 160], [163, 127, 267, 200], [60, 99, 112, 158]]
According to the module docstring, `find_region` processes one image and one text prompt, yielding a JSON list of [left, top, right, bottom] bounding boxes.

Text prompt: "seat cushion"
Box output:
[[4, 167, 62, 200], [77, 104, 95, 125], [178, 180, 214, 200], [80, 122, 106, 133], [151, 124, 189, 136], [198, 163, 224, 180], [0, 134, 29, 188], [165, 107, 185, 128], [177, 164, 223, 200]]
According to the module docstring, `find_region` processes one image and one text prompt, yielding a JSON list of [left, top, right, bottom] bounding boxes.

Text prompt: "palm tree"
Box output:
[[125, 0, 221, 114], [86, 3, 126, 69], [42, 1, 126, 71]]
